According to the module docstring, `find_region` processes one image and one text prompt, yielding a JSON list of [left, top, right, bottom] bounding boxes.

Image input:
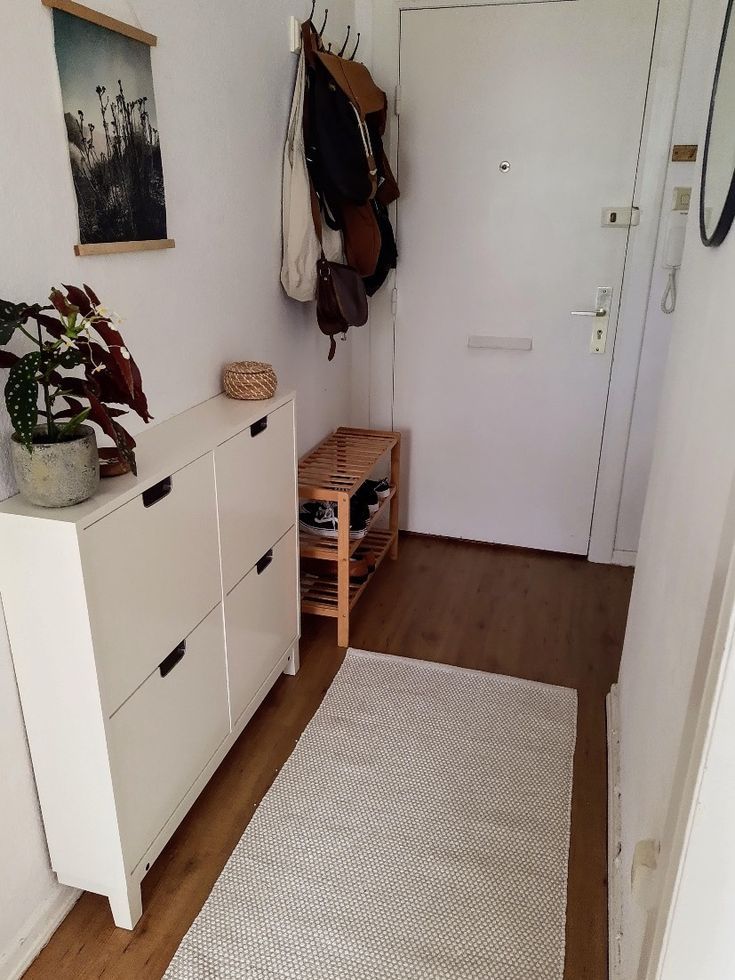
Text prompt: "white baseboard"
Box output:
[[607, 684, 623, 980], [613, 549, 637, 567], [0, 885, 81, 980]]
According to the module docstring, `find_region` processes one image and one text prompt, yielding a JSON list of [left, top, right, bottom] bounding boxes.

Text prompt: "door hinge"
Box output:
[[394, 85, 401, 116], [391, 286, 398, 317]]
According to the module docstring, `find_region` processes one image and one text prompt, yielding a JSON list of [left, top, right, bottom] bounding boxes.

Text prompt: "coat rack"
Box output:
[[289, 2, 360, 59]]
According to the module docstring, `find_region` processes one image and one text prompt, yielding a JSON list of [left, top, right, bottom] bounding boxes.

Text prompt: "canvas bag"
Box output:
[[281, 48, 342, 302]]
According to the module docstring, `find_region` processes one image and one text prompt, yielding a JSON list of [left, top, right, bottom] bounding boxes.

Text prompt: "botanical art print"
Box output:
[[52, 9, 168, 245]]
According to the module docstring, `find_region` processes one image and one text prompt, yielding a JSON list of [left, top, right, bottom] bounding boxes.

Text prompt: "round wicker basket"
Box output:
[[223, 361, 278, 401]]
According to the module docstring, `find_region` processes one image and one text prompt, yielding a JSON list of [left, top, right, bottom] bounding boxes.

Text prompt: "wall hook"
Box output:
[[338, 25, 351, 57], [318, 8, 329, 37], [308, 0, 316, 22], [349, 31, 361, 60]]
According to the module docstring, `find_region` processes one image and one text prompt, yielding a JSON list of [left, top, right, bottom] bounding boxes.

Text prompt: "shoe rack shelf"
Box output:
[[298, 427, 401, 647]]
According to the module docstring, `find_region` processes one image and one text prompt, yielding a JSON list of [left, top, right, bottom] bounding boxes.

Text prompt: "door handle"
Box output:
[[143, 476, 173, 508], [571, 287, 613, 354], [256, 549, 274, 575], [159, 640, 186, 678]]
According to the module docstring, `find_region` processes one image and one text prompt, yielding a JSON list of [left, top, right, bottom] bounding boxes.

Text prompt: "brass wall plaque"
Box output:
[[672, 144, 698, 162]]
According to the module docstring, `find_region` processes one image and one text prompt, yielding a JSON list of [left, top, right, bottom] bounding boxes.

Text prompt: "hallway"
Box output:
[[24, 535, 632, 979]]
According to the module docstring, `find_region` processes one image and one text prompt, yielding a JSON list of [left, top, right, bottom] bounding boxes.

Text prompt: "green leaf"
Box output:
[[0, 300, 29, 346], [59, 407, 91, 438], [5, 352, 41, 450], [58, 348, 83, 369]]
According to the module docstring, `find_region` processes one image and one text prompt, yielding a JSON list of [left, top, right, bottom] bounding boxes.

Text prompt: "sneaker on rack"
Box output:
[[355, 478, 392, 514], [349, 498, 369, 538], [300, 501, 367, 540], [354, 482, 380, 514], [366, 478, 392, 500]]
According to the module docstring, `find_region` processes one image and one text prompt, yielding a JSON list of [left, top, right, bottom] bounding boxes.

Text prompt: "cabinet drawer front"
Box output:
[[216, 401, 296, 594], [225, 525, 298, 725], [108, 605, 229, 872], [82, 453, 221, 713]]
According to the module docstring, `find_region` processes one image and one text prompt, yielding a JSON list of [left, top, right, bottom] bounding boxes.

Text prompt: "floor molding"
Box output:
[[607, 684, 623, 980], [1, 886, 80, 980], [612, 549, 637, 568]]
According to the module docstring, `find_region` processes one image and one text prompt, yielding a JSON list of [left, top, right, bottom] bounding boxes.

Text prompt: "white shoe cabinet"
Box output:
[[0, 392, 299, 929]]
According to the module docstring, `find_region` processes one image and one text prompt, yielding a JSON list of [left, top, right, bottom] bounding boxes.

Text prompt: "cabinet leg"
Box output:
[[109, 878, 142, 930], [283, 640, 300, 676]]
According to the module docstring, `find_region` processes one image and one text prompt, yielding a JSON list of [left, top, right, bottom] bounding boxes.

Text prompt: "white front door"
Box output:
[[394, 0, 658, 554]]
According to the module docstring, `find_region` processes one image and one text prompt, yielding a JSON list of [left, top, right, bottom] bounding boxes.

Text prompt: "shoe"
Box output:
[[349, 498, 369, 538], [355, 478, 392, 514], [300, 501, 367, 540], [354, 482, 380, 514], [366, 478, 392, 500], [322, 549, 377, 584]]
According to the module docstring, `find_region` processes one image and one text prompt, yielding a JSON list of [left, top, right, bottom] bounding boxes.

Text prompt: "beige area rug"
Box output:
[[164, 649, 578, 979]]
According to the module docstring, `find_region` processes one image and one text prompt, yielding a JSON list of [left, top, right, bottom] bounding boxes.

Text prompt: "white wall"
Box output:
[[655, 552, 735, 979], [616, 0, 735, 974], [615, 10, 717, 556], [0, 0, 357, 974]]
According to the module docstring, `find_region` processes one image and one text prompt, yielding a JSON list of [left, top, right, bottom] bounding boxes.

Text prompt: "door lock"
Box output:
[[571, 287, 613, 354]]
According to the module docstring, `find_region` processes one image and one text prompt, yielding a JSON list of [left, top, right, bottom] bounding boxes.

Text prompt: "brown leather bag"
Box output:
[[341, 201, 381, 277], [317, 51, 400, 208], [316, 258, 368, 361]]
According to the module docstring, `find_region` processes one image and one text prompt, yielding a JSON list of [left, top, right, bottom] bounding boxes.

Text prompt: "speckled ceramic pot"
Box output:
[[11, 425, 100, 508]]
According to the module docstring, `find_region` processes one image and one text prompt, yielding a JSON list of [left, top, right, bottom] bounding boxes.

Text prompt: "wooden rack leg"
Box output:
[[337, 492, 351, 647], [389, 434, 401, 560]]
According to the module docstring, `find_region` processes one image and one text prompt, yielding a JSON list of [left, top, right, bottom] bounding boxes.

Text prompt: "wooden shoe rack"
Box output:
[[299, 427, 401, 647]]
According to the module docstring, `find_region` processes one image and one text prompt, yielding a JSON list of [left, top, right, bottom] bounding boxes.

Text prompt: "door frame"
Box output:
[[360, 0, 692, 564]]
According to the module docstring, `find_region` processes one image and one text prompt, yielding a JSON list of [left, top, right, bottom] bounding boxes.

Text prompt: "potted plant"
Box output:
[[0, 284, 151, 507]]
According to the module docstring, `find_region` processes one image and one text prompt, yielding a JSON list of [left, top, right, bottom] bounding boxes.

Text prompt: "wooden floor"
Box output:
[[25, 534, 633, 980]]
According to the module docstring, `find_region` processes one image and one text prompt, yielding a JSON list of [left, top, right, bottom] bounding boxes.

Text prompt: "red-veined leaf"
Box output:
[[83, 284, 101, 307], [0, 351, 21, 369], [61, 285, 93, 317], [90, 318, 134, 394]]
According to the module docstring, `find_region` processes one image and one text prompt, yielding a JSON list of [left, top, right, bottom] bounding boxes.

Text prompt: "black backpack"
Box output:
[[364, 200, 398, 296], [308, 59, 376, 208]]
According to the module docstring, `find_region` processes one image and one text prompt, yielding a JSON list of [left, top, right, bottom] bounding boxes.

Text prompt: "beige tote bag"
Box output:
[[281, 50, 342, 302]]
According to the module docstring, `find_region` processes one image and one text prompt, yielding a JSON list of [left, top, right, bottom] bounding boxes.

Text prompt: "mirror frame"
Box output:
[[701, 0, 735, 247]]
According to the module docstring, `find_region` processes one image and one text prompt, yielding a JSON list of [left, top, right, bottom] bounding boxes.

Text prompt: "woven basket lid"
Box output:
[[225, 360, 274, 376]]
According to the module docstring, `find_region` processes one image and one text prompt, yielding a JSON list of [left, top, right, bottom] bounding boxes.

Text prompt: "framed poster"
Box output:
[[44, 0, 175, 255]]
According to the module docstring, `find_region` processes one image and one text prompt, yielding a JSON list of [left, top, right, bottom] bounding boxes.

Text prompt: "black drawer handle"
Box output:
[[143, 476, 173, 508], [250, 416, 268, 438], [160, 641, 186, 678], [257, 549, 274, 575]]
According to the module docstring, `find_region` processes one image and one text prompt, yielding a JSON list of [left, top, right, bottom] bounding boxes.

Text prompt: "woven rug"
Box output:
[[164, 649, 578, 980]]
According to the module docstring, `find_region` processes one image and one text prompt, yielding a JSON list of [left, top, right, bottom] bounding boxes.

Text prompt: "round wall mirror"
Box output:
[[701, 0, 735, 246]]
